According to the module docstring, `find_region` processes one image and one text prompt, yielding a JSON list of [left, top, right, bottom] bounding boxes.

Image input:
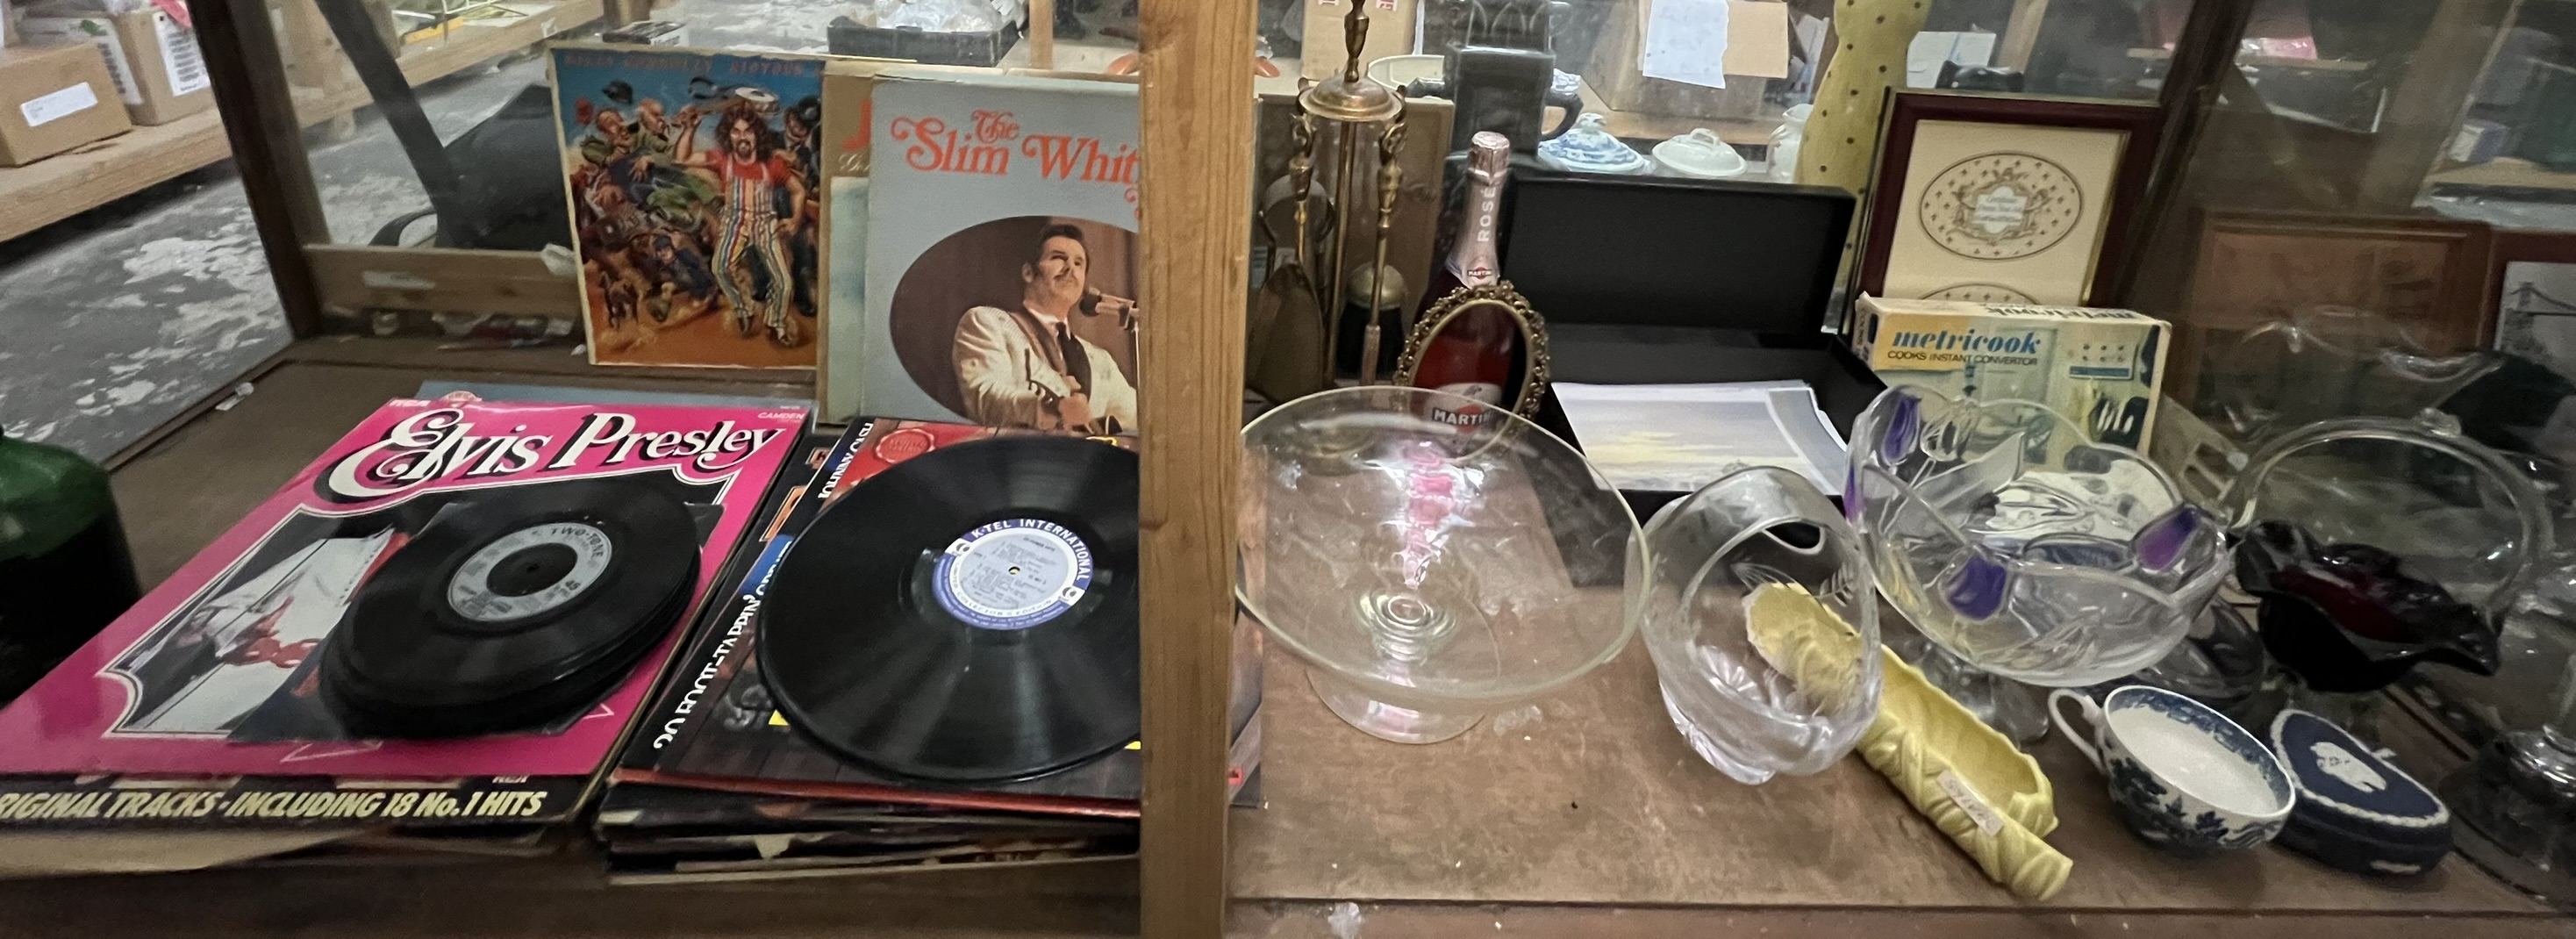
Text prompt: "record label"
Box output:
[[872, 426, 938, 462], [446, 521, 616, 622], [933, 519, 1093, 631]]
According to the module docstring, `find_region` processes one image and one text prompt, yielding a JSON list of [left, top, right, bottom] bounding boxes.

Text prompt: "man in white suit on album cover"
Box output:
[[952, 224, 1139, 434]]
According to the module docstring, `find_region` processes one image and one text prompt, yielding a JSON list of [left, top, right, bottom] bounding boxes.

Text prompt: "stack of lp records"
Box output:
[[0, 396, 806, 859], [599, 419, 1266, 882]]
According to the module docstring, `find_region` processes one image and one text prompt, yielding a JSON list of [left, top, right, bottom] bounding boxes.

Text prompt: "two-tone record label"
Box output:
[[933, 519, 1092, 631], [446, 521, 615, 622]]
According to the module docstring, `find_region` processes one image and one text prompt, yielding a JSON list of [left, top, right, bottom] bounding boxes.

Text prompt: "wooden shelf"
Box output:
[[0, 0, 600, 246], [1230, 629, 2544, 928], [0, 107, 234, 244], [2429, 156, 2576, 192], [5, 336, 2563, 935]]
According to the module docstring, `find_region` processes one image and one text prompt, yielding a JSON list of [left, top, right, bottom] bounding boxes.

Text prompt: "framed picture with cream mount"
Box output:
[[1856, 92, 2162, 307]]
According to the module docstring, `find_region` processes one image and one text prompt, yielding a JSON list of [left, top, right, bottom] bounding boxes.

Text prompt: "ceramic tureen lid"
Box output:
[[1651, 128, 1748, 178], [1538, 112, 1649, 175]]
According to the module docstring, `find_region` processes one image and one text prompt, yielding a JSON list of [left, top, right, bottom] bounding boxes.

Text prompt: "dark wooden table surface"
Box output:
[[1, 338, 2563, 937]]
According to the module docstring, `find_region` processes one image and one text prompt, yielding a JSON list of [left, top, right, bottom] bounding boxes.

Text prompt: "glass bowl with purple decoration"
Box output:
[[1846, 385, 2228, 687]]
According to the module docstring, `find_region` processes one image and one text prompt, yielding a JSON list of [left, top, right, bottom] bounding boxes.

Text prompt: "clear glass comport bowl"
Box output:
[[1639, 466, 1882, 784], [1237, 386, 1642, 744], [2222, 412, 2551, 696], [1847, 385, 2228, 689]]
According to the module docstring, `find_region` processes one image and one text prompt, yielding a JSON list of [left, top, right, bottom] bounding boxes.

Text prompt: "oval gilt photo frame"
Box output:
[[1391, 283, 1551, 421]]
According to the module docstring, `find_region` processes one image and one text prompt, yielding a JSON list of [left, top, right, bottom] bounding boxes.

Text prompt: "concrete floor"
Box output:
[[0, 54, 547, 462], [0, 0, 1090, 462]]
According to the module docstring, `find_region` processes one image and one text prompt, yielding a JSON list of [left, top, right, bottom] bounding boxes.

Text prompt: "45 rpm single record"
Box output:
[[319, 477, 700, 738], [760, 435, 1140, 785]]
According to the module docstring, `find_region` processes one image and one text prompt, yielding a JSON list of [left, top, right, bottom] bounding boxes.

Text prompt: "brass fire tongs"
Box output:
[[1306, 2, 1404, 390], [1247, 112, 1332, 402], [1290, 113, 1320, 322], [1356, 120, 1405, 385]]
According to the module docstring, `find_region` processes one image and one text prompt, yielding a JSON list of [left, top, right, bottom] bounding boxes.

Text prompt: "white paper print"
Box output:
[[1641, 0, 1731, 90], [1906, 31, 1997, 90]]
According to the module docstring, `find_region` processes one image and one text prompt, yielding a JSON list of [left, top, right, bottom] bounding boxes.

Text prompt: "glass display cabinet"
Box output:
[[2117, 0, 2576, 909], [4, 0, 2576, 932]]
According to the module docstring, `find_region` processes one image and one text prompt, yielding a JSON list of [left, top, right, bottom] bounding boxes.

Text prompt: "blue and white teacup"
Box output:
[[2047, 685, 2296, 856]]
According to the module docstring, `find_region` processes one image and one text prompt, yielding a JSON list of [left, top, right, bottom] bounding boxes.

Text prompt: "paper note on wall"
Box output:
[[1640, 0, 1731, 90], [1906, 31, 1997, 88]]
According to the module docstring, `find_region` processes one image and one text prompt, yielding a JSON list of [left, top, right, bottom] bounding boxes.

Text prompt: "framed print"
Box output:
[[2490, 230, 2576, 383], [2169, 209, 2494, 405], [2184, 211, 2494, 350], [1857, 93, 2161, 307]]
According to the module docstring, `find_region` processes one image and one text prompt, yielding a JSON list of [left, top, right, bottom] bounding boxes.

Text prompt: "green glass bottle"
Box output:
[[0, 428, 141, 705]]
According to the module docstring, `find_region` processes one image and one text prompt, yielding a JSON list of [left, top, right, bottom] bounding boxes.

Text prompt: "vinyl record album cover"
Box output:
[[858, 71, 1143, 431], [613, 417, 1263, 823], [815, 61, 897, 423], [551, 44, 826, 368], [0, 395, 806, 828]]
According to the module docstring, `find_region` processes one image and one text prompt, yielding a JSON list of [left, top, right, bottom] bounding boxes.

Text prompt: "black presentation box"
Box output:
[[1500, 168, 1883, 519]]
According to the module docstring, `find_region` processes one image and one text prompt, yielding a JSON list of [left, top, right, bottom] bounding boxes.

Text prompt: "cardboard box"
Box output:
[[1585, 0, 1788, 122], [1848, 295, 2172, 450], [18, 10, 211, 125], [0, 41, 131, 167]]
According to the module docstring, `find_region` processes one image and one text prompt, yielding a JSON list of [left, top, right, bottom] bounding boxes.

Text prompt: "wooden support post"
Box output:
[[2356, 0, 2516, 209], [1031, 0, 1057, 70], [278, 0, 355, 94], [1135, 0, 1254, 935], [193, 0, 331, 338], [1996, 0, 2051, 72], [2107, 0, 2257, 311]]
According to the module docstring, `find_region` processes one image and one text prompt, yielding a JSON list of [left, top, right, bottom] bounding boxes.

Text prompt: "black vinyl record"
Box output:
[[320, 477, 699, 737], [760, 435, 1141, 785]]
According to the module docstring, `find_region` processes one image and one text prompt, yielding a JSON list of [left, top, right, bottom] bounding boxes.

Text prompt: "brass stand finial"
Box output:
[[1342, 3, 1370, 85]]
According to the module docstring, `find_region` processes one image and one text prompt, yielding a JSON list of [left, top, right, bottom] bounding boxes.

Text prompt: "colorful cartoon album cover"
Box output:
[[0, 397, 807, 792], [859, 71, 1144, 431], [551, 44, 826, 369], [612, 418, 1263, 820]]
